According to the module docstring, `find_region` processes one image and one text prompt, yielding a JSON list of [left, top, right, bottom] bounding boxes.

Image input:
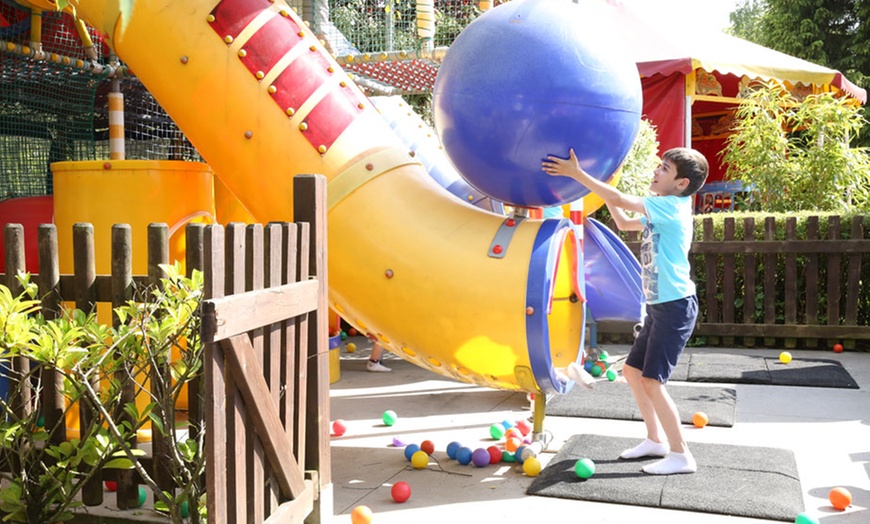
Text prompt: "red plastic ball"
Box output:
[[833, 343, 844, 353], [391, 481, 411, 503], [486, 445, 502, 464], [331, 419, 347, 437], [104, 480, 117, 492], [420, 439, 435, 455]]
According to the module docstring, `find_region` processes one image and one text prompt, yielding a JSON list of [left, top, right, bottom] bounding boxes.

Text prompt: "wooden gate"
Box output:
[[198, 175, 331, 524]]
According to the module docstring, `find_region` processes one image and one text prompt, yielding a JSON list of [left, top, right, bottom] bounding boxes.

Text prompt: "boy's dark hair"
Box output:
[[663, 148, 709, 196]]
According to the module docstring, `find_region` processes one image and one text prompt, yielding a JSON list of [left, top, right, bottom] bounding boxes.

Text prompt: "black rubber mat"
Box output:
[[545, 382, 736, 427], [528, 434, 804, 522], [671, 353, 859, 389]]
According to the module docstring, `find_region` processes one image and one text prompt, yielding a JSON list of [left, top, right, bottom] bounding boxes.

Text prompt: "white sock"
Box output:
[[566, 362, 596, 389], [642, 451, 697, 475], [619, 438, 669, 459]]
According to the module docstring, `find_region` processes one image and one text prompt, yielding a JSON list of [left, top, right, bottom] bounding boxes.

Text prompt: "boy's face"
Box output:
[[650, 159, 690, 196]]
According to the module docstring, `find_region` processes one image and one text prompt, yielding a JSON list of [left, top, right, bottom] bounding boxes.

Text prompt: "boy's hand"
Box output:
[[542, 148, 586, 182]]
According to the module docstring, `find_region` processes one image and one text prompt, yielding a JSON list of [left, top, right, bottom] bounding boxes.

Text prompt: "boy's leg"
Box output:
[[620, 364, 668, 459], [638, 296, 698, 475], [619, 311, 668, 459]]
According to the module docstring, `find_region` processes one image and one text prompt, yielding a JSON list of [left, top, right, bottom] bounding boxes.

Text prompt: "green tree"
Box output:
[[721, 82, 870, 212]]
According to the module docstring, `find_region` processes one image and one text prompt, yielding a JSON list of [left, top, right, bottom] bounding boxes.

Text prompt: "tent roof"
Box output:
[[601, 0, 867, 103]]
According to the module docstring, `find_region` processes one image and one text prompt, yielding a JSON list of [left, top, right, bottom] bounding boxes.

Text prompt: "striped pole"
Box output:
[[416, 0, 435, 49], [108, 85, 125, 160]]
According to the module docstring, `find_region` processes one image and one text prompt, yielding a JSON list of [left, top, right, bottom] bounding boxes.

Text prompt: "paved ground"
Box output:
[[329, 336, 870, 524]]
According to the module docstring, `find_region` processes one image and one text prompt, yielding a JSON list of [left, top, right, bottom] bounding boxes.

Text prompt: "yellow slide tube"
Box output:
[[70, 0, 585, 393]]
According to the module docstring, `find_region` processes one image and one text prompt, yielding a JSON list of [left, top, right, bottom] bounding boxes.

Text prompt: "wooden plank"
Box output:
[[185, 224, 205, 445], [280, 224, 300, 456], [696, 323, 870, 339], [37, 224, 65, 445], [783, 218, 797, 349], [222, 335, 307, 498], [721, 218, 735, 347], [111, 224, 139, 510], [225, 223, 247, 524], [742, 217, 756, 348], [826, 216, 842, 349], [763, 217, 777, 347], [702, 219, 719, 344], [294, 175, 332, 492], [203, 225, 228, 524], [262, 479, 315, 524], [201, 280, 319, 343], [147, 224, 174, 504], [293, 223, 310, 481], [264, 223, 284, 516], [843, 217, 864, 350], [245, 225, 265, 524], [73, 223, 102, 507], [619, 239, 870, 255], [804, 217, 820, 348]]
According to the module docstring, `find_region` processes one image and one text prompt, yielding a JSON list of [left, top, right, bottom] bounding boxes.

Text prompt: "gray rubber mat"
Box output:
[[528, 434, 803, 522], [671, 353, 858, 388], [545, 382, 736, 427]]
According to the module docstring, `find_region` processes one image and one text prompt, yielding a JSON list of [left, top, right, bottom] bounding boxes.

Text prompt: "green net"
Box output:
[[0, 1, 201, 203]]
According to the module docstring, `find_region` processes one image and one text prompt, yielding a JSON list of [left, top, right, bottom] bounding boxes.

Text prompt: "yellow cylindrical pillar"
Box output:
[[52, 160, 216, 439]]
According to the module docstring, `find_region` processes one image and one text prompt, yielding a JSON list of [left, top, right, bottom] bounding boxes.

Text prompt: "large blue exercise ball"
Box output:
[[433, 0, 642, 207]]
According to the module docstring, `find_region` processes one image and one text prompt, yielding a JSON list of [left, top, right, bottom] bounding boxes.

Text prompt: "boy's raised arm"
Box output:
[[542, 148, 646, 215]]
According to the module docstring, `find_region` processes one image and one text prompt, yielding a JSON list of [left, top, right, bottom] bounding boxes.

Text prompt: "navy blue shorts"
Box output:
[[624, 295, 698, 383]]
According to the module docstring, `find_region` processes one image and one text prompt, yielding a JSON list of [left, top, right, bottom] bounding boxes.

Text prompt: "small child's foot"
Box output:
[[557, 362, 595, 389], [367, 360, 392, 372], [641, 451, 697, 475], [619, 438, 669, 459]]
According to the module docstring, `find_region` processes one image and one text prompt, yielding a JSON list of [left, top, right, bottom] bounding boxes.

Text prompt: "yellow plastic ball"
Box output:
[[523, 457, 542, 477], [779, 351, 792, 364], [411, 450, 429, 469], [346, 342, 356, 353]]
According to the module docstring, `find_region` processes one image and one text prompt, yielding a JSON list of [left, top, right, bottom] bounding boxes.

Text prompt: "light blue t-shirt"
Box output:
[[638, 195, 696, 304]]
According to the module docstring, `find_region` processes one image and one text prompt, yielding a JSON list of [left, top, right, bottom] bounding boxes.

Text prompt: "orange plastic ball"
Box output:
[[692, 411, 709, 428], [351, 505, 373, 524], [829, 487, 852, 510], [505, 428, 522, 440], [833, 343, 844, 353], [505, 437, 522, 452]]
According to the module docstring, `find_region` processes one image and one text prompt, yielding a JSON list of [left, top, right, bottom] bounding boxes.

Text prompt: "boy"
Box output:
[[542, 147, 708, 475]]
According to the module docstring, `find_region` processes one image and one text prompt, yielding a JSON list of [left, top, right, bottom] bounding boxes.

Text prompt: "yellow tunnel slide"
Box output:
[[67, 0, 586, 394]]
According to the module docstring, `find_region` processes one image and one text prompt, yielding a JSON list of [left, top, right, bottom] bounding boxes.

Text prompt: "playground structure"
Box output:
[[1, 0, 640, 402]]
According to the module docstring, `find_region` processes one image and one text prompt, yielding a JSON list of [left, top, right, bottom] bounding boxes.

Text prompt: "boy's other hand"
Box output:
[[542, 148, 582, 179]]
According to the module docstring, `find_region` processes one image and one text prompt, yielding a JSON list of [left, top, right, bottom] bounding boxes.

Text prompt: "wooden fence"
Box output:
[[597, 214, 870, 350], [0, 175, 330, 523]]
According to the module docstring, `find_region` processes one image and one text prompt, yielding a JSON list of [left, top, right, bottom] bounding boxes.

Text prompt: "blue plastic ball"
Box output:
[[456, 446, 473, 465], [433, 0, 641, 207], [403, 443, 421, 461], [514, 445, 527, 464], [446, 441, 462, 459]]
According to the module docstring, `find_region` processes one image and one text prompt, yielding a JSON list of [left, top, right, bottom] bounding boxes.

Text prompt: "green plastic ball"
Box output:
[[597, 351, 609, 362], [382, 410, 398, 426], [590, 365, 603, 377], [181, 500, 190, 518], [794, 513, 819, 524], [137, 486, 147, 508], [489, 423, 505, 440], [606, 368, 618, 381], [340, 331, 348, 340], [575, 457, 595, 479]]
